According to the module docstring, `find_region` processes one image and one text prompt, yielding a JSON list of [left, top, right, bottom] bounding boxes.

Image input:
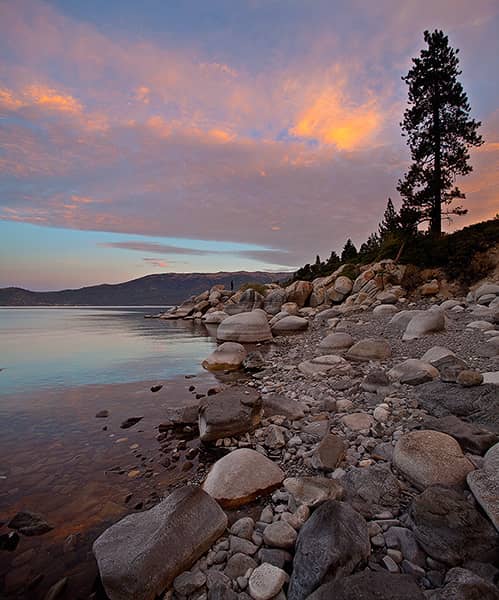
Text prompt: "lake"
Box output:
[[0, 307, 223, 599], [0, 307, 218, 394]]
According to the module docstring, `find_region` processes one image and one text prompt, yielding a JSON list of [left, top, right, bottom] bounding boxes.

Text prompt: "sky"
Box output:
[[0, 0, 498, 290]]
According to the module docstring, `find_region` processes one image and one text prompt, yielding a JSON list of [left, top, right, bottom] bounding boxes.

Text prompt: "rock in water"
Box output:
[[307, 571, 424, 600], [202, 448, 284, 508], [217, 310, 272, 343], [287, 501, 370, 600], [93, 486, 227, 600], [8, 511, 53, 536], [408, 485, 499, 566], [198, 387, 262, 442], [202, 342, 247, 371], [393, 430, 474, 489]]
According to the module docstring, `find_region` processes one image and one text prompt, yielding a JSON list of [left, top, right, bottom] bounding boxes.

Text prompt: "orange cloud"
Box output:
[[290, 88, 381, 149], [25, 85, 83, 114], [135, 86, 151, 104]]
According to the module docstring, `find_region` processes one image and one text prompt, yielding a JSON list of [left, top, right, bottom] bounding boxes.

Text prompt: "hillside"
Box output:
[[0, 271, 288, 306]]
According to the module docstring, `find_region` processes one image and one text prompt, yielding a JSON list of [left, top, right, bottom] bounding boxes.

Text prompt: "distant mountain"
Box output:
[[0, 271, 289, 306]]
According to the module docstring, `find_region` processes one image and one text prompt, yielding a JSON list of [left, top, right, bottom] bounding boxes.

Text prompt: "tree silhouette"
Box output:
[[397, 30, 483, 235]]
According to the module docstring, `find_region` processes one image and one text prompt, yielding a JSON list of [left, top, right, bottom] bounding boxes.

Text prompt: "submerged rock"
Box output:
[[198, 387, 262, 442], [202, 342, 247, 371], [8, 511, 53, 536], [93, 486, 227, 600]]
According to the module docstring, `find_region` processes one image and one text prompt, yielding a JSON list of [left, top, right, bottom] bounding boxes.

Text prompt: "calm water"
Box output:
[[0, 307, 217, 394]]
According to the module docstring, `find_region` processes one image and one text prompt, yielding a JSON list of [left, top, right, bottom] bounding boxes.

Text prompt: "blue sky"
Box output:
[[1, 0, 498, 290]]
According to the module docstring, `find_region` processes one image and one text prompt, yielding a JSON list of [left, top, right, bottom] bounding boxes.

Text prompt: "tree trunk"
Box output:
[[431, 88, 442, 236]]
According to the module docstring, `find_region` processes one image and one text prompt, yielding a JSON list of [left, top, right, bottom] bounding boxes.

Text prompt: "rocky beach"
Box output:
[[6, 259, 498, 599]]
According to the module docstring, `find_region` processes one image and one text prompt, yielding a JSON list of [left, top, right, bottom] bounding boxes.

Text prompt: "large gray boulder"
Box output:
[[393, 430, 474, 490], [93, 487, 227, 600], [403, 309, 446, 340], [202, 449, 284, 508], [198, 387, 262, 442], [386, 310, 424, 332], [217, 310, 272, 343], [307, 571, 425, 600], [408, 485, 499, 565], [287, 501, 370, 600], [202, 342, 247, 371]]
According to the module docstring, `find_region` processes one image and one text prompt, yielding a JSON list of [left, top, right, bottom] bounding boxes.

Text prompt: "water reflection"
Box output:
[[0, 308, 217, 394]]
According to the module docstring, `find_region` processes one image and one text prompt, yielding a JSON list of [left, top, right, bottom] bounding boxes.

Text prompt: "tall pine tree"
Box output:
[[341, 239, 358, 262], [378, 198, 400, 239], [397, 30, 483, 235]]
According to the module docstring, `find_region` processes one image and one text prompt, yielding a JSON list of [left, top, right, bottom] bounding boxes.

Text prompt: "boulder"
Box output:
[[203, 311, 229, 324], [341, 464, 401, 518], [307, 571, 425, 600], [283, 477, 344, 508], [202, 449, 285, 508], [202, 342, 247, 371], [93, 487, 227, 600], [457, 369, 484, 387], [420, 346, 468, 382], [271, 315, 308, 334], [360, 369, 392, 394], [285, 281, 313, 308], [318, 333, 354, 353], [466, 320, 495, 331], [262, 395, 306, 420], [345, 338, 391, 361], [237, 289, 265, 312], [403, 309, 446, 340], [431, 567, 499, 600], [311, 434, 346, 471], [409, 485, 499, 565], [467, 442, 499, 531], [281, 301, 299, 315], [388, 359, 439, 385], [386, 310, 425, 332], [416, 381, 499, 432], [376, 290, 399, 304], [474, 282, 499, 300], [334, 276, 353, 295], [7, 511, 52, 536], [421, 279, 440, 296], [393, 430, 474, 489], [217, 310, 272, 343], [287, 501, 370, 600], [263, 288, 287, 315], [198, 387, 262, 442], [263, 521, 297, 549], [440, 299, 463, 310]]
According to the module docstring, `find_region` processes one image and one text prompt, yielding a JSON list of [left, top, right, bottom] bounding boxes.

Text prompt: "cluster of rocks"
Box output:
[[91, 276, 499, 600]]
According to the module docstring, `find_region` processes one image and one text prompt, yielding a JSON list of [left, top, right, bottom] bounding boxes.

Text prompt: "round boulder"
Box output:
[[271, 315, 308, 334], [202, 342, 247, 371], [318, 332, 354, 353], [345, 338, 391, 361], [393, 430, 475, 490], [217, 309, 272, 343], [202, 448, 285, 508]]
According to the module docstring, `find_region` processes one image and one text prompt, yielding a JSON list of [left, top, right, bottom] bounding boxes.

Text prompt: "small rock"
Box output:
[[248, 563, 287, 600], [263, 521, 297, 550]]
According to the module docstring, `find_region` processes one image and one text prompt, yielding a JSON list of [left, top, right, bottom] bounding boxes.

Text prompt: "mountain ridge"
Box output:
[[0, 271, 289, 306]]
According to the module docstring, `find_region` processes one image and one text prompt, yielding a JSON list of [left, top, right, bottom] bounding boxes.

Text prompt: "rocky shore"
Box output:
[[5, 261, 499, 600]]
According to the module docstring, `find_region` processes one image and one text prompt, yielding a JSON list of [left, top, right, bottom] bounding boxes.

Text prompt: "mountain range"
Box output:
[[0, 271, 289, 306]]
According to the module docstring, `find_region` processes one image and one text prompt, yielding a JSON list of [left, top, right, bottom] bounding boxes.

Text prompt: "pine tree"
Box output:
[[341, 239, 358, 263], [378, 198, 400, 239], [326, 251, 341, 270], [358, 233, 381, 262], [397, 30, 483, 235]]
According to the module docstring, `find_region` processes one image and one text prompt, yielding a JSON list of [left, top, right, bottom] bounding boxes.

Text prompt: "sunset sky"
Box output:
[[1, 0, 498, 290]]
